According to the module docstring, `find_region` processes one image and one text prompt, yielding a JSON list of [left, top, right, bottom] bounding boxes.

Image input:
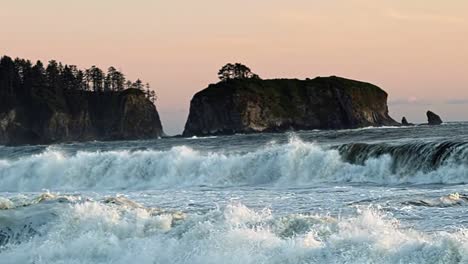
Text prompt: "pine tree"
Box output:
[[133, 79, 144, 90], [218, 63, 260, 81], [88, 66, 104, 92]]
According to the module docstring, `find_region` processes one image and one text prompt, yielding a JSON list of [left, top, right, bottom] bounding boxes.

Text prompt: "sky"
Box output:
[[2, 0, 467, 135]]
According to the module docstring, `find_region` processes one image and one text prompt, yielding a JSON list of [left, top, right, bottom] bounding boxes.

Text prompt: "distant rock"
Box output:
[[183, 76, 399, 136], [401, 117, 409, 125], [427, 111, 443, 125], [401, 117, 414, 126]]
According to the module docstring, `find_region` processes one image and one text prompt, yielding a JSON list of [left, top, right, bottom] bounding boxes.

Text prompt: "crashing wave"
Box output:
[[0, 201, 466, 263], [337, 140, 468, 174], [0, 193, 185, 249], [0, 137, 466, 191]]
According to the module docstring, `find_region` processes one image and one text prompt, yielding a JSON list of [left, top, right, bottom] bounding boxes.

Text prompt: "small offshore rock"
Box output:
[[427, 111, 443, 125]]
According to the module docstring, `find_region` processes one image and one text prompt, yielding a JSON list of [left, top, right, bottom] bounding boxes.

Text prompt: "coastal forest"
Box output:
[[0, 55, 157, 112], [0, 55, 164, 145]]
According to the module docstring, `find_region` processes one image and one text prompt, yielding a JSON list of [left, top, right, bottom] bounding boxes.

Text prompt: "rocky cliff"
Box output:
[[183, 76, 398, 136], [0, 89, 164, 145]]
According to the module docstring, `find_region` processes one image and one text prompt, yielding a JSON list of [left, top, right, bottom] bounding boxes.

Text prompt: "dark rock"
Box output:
[[401, 117, 414, 126], [401, 117, 409, 125], [0, 89, 164, 145], [183, 76, 399, 136], [427, 111, 443, 125]]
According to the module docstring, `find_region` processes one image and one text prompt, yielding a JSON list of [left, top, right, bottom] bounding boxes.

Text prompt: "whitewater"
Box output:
[[0, 122, 467, 263]]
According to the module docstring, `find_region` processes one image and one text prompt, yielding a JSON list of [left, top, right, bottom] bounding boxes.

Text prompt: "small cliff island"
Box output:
[[183, 63, 398, 136], [0, 56, 163, 145]]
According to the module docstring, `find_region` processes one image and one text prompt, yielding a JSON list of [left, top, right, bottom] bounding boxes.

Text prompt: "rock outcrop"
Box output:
[[427, 111, 443, 125], [183, 76, 398, 136], [401, 117, 414, 126], [401, 117, 409, 126], [0, 89, 164, 145]]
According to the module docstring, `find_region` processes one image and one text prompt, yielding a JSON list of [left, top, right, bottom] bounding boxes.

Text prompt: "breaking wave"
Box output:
[[0, 194, 466, 264], [0, 137, 467, 191]]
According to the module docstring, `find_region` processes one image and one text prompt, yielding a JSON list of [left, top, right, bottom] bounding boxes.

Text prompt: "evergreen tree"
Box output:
[[13, 58, 33, 95], [106, 67, 117, 91], [31, 60, 46, 87], [218, 63, 235, 81], [125, 80, 133, 90], [75, 70, 85, 91], [106, 67, 126, 91], [133, 79, 144, 90], [113, 71, 125, 91], [61, 65, 75, 91], [104, 74, 111, 92], [68, 65, 83, 91], [88, 66, 104, 92], [0, 56, 20, 95], [144, 83, 157, 103], [46, 60, 60, 90], [218, 63, 260, 81], [84, 68, 92, 91]]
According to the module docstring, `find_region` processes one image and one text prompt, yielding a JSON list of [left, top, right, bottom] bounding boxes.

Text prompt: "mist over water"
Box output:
[[0, 123, 468, 263]]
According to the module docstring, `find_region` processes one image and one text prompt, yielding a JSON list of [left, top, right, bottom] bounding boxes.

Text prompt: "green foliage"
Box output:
[[218, 63, 260, 81]]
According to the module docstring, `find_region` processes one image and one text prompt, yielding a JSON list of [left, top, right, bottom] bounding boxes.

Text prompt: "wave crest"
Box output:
[[0, 137, 467, 191]]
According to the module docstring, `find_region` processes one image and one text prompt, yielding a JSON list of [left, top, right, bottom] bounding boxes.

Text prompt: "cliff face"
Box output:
[[183, 76, 398, 136], [0, 89, 164, 145]]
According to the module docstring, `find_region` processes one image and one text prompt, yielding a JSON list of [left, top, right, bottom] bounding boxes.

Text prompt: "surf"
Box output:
[[0, 136, 466, 191], [0, 195, 466, 264]]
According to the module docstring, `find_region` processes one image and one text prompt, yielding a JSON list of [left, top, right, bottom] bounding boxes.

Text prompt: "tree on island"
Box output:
[[0, 55, 158, 105], [132, 79, 144, 90], [145, 82, 157, 103], [218, 63, 260, 81]]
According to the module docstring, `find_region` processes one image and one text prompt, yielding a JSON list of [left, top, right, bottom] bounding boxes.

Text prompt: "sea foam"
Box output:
[[0, 198, 466, 264], [0, 137, 467, 191]]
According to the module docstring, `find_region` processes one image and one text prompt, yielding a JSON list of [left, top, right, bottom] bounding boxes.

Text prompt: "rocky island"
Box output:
[[183, 64, 398, 136], [427, 111, 443, 125], [401, 117, 414, 126], [0, 56, 163, 145]]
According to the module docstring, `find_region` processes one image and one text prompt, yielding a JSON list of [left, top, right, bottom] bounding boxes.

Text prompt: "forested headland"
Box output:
[[0, 55, 156, 108], [0, 55, 163, 145]]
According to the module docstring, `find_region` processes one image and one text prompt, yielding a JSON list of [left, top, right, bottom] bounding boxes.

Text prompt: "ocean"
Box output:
[[0, 123, 467, 263]]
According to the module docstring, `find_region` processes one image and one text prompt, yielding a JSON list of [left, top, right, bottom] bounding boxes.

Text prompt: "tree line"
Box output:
[[0, 55, 157, 103], [0, 57, 259, 109]]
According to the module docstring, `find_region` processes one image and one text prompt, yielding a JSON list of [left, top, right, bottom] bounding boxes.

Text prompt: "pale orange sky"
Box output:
[[2, 0, 468, 134]]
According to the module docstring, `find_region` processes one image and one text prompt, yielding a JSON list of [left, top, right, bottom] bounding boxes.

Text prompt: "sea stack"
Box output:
[[0, 89, 164, 145], [0, 55, 164, 145], [183, 76, 398, 136], [427, 111, 443, 125], [401, 117, 414, 126], [401, 117, 409, 126]]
